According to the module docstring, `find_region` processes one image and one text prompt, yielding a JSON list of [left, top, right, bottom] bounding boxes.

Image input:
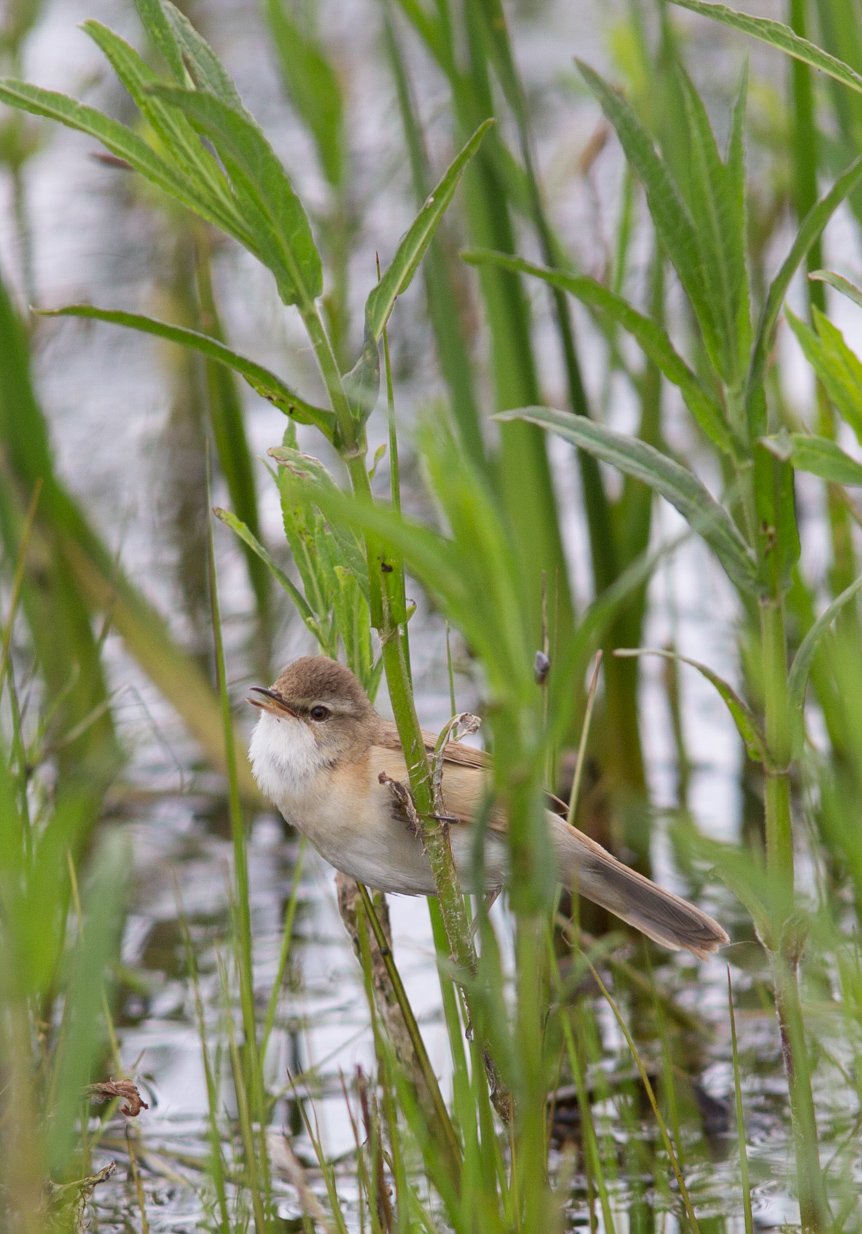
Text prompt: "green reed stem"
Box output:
[[261, 838, 305, 1061], [727, 969, 754, 1234], [760, 596, 794, 892], [0, 478, 40, 709], [176, 881, 230, 1234], [218, 956, 269, 1234], [760, 585, 829, 1229]]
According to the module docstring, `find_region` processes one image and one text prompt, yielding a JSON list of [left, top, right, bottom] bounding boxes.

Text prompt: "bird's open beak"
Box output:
[[247, 686, 296, 717]]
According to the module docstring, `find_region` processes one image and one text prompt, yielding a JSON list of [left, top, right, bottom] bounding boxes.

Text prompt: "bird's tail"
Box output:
[[551, 816, 728, 959]]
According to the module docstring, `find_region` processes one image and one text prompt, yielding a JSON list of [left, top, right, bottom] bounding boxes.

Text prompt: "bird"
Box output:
[[248, 656, 728, 959]]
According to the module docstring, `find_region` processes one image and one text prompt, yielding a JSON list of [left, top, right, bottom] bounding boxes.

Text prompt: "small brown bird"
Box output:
[[249, 656, 728, 959]]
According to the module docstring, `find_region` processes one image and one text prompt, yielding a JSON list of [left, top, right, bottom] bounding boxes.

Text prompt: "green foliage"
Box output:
[[365, 120, 493, 344], [497, 405, 760, 594], [464, 248, 738, 455], [614, 648, 770, 762], [11, 0, 862, 1227], [263, 0, 345, 189], [763, 427, 862, 486], [42, 303, 336, 437], [270, 434, 382, 696], [787, 303, 862, 441], [0, 738, 127, 1207], [671, 0, 862, 96]]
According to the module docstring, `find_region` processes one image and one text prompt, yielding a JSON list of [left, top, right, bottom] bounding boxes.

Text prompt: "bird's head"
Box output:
[[248, 657, 377, 791]]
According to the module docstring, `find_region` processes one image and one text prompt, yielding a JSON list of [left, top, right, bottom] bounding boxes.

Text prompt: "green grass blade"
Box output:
[[747, 153, 862, 433], [614, 647, 770, 761], [671, 0, 862, 96], [161, 0, 245, 107], [83, 21, 240, 223], [497, 406, 760, 594], [192, 235, 269, 633], [727, 969, 755, 1234], [464, 248, 737, 455], [365, 119, 493, 343], [787, 572, 862, 754], [811, 268, 862, 310], [0, 78, 238, 235], [133, 0, 186, 81], [787, 304, 862, 442], [213, 507, 324, 636], [577, 59, 719, 366], [767, 431, 862, 486], [260, 839, 305, 1060], [46, 834, 128, 1173], [383, 11, 486, 473], [148, 84, 323, 308], [677, 63, 751, 381], [40, 303, 335, 437], [263, 0, 344, 188]]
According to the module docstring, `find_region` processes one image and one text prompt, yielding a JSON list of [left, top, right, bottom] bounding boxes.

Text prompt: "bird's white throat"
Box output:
[[249, 711, 327, 807]]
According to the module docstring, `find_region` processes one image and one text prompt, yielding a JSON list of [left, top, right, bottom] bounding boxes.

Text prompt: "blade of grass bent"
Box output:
[[465, 248, 736, 456], [670, 0, 862, 96], [365, 119, 493, 342], [747, 154, 862, 432], [41, 304, 335, 437], [496, 406, 759, 594]]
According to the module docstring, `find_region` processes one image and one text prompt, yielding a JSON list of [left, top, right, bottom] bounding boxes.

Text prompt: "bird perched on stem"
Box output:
[[249, 656, 727, 959]]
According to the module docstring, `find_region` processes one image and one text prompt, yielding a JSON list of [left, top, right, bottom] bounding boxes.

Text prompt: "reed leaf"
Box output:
[[786, 305, 862, 443], [147, 84, 323, 308], [788, 573, 862, 756], [496, 406, 760, 594], [747, 154, 862, 434], [365, 119, 493, 343], [671, 0, 862, 96], [464, 248, 737, 455], [40, 304, 335, 437], [615, 647, 770, 762]]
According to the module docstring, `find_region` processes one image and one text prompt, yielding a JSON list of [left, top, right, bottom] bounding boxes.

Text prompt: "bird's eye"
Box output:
[[309, 705, 330, 722]]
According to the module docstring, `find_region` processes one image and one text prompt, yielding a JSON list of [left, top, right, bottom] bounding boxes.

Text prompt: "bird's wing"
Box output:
[[372, 721, 568, 830], [375, 719, 491, 768], [371, 720, 503, 830], [374, 720, 569, 814]]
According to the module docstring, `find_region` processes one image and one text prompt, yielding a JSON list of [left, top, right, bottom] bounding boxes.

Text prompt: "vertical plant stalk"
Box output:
[[759, 593, 830, 1230], [728, 970, 754, 1234], [206, 452, 272, 1211], [0, 479, 41, 708]]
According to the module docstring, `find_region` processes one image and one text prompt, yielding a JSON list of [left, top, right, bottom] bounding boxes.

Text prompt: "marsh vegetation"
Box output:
[[4, 0, 862, 1228]]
